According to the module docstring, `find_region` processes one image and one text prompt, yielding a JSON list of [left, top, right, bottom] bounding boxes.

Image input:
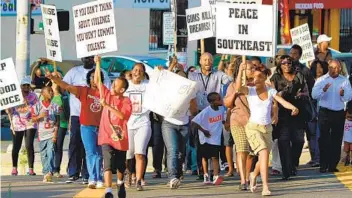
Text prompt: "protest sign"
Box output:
[[216, 3, 274, 57], [163, 12, 174, 45], [133, 0, 170, 9], [0, 58, 24, 110], [144, 69, 197, 118], [41, 4, 62, 62], [290, 23, 315, 63], [186, 6, 214, 41], [73, 0, 117, 58]]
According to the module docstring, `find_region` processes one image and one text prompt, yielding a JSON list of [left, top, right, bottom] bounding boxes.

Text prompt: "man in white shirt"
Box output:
[[63, 56, 111, 183], [312, 60, 352, 173]]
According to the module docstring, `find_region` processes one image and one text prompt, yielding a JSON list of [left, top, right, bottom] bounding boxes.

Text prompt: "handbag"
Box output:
[[298, 95, 317, 122]]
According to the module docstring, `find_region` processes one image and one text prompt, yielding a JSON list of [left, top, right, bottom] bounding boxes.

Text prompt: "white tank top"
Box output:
[[247, 86, 277, 125]]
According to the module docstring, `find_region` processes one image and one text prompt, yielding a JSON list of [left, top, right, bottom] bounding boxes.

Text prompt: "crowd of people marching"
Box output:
[[4, 34, 352, 198]]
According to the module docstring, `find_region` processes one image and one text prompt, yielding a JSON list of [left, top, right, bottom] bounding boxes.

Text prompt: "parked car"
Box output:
[[101, 55, 168, 81]]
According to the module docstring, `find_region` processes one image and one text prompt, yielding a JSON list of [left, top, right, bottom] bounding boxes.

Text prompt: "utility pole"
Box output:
[[15, 1, 31, 80]]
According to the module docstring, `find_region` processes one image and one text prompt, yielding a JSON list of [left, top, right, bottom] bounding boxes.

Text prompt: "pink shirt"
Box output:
[[10, 92, 38, 131]]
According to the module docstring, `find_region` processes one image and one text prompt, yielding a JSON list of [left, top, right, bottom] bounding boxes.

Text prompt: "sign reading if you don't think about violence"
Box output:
[[290, 23, 315, 63], [73, 0, 117, 58], [0, 58, 24, 111], [186, 6, 214, 41], [216, 3, 274, 57], [41, 4, 62, 62]]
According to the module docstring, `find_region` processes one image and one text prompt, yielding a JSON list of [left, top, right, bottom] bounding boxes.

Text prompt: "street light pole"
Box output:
[[15, 1, 31, 80]]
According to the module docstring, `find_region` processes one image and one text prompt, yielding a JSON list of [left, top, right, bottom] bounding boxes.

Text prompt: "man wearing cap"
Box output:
[[315, 34, 333, 63], [63, 56, 111, 184]]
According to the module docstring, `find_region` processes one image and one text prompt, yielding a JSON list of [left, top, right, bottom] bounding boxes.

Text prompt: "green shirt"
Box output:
[[52, 95, 68, 128]]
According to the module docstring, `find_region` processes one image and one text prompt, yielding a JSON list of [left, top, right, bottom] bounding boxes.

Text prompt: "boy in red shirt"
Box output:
[[94, 57, 132, 198]]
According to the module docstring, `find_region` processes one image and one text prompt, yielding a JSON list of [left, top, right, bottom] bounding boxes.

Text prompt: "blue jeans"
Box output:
[[185, 139, 197, 171], [81, 125, 103, 182], [39, 139, 55, 175], [67, 116, 88, 178], [307, 121, 320, 163], [162, 120, 189, 179]]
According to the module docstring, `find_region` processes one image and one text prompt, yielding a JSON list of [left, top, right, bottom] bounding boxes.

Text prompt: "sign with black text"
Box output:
[[216, 3, 274, 57], [73, 0, 117, 58], [0, 58, 24, 110], [163, 12, 174, 45], [133, 0, 170, 9], [186, 6, 214, 41], [290, 23, 315, 63], [41, 4, 62, 62]]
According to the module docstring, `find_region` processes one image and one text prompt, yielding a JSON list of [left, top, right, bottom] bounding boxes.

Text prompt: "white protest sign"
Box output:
[[186, 6, 214, 41], [73, 0, 117, 58], [216, 3, 274, 57], [144, 69, 197, 118], [0, 58, 24, 110], [41, 4, 62, 62], [290, 23, 315, 63], [163, 12, 174, 45], [133, 0, 170, 9]]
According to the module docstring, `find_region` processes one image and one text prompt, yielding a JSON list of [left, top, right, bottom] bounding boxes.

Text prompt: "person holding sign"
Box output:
[[93, 56, 133, 198], [31, 86, 60, 183], [235, 63, 299, 196], [46, 68, 105, 189], [5, 76, 39, 176], [124, 63, 151, 191]]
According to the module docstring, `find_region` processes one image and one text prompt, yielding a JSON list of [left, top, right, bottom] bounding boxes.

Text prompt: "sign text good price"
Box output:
[[41, 4, 62, 62], [216, 3, 274, 57], [290, 23, 315, 63], [133, 0, 170, 9], [73, 0, 117, 58], [0, 58, 24, 110], [186, 6, 214, 41]]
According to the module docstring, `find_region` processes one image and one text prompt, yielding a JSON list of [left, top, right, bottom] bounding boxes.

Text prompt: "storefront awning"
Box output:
[[263, 0, 352, 9]]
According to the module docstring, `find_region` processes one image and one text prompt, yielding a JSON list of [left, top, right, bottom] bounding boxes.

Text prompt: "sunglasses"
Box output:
[[22, 84, 30, 86]]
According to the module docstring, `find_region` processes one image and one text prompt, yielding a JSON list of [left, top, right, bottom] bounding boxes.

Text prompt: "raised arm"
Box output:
[[218, 55, 226, 72], [94, 55, 104, 98], [45, 69, 79, 96], [168, 56, 178, 71], [235, 62, 248, 95]]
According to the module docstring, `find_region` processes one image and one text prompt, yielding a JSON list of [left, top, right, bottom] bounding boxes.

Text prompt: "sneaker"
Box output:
[[131, 176, 137, 185], [53, 172, 64, 178], [124, 173, 131, 188], [170, 178, 181, 189], [136, 180, 143, 191], [82, 178, 89, 185], [66, 176, 79, 183], [212, 175, 223, 185], [117, 183, 126, 198], [88, 181, 97, 189], [43, 173, 53, 183], [27, 169, 36, 176], [11, 168, 18, 176], [97, 181, 104, 189], [270, 169, 281, 176], [203, 174, 211, 185], [141, 180, 146, 186], [105, 192, 114, 198]]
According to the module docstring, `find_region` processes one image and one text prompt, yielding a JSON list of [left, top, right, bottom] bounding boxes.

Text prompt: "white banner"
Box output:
[[216, 3, 274, 57], [163, 12, 174, 45], [144, 69, 197, 118], [290, 23, 315, 63], [41, 4, 62, 62], [73, 0, 117, 58], [0, 58, 24, 110], [186, 6, 214, 41], [133, 0, 170, 9]]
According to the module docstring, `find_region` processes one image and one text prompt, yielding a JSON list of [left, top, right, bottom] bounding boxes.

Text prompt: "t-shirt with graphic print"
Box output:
[[124, 80, 150, 130], [98, 85, 132, 151], [11, 92, 38, 131], [76, 87, 102, 126], [192, 106, 225, 146], [31, 100, 60, 141]]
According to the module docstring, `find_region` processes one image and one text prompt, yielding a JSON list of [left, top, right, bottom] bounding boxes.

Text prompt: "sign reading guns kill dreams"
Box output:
[[73, 0, 117, 58], [216, 3, 274, 57], [0, 58, 24, 110], [186, 6, 214, 41]]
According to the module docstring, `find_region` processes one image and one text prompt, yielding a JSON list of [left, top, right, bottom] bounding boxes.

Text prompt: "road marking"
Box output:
[[335, 163, 352, 191]]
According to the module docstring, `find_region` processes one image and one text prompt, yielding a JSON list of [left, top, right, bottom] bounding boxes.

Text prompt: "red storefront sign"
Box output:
[[263, 0, 352, 9]]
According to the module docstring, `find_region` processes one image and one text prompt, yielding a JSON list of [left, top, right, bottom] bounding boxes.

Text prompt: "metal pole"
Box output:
[[272, 0, 278, 58], [15, 1, 31, 80]]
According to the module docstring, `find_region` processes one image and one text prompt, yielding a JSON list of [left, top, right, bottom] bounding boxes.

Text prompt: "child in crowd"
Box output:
[[343, 103, 352, 166], [94, 56, 133, 198], [31, 86, 60, 182], [192, 92, 225, 185]]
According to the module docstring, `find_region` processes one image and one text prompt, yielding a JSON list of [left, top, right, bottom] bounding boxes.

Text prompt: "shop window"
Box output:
[[149, 10, 168, 51]]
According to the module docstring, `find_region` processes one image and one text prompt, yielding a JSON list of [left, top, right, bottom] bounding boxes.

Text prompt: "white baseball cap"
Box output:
[[317, 34, 332, 44], [20, 76, 32, 85]]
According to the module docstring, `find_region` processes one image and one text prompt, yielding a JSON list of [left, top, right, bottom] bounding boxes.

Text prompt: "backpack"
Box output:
[[61, 92, 70, 121]]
